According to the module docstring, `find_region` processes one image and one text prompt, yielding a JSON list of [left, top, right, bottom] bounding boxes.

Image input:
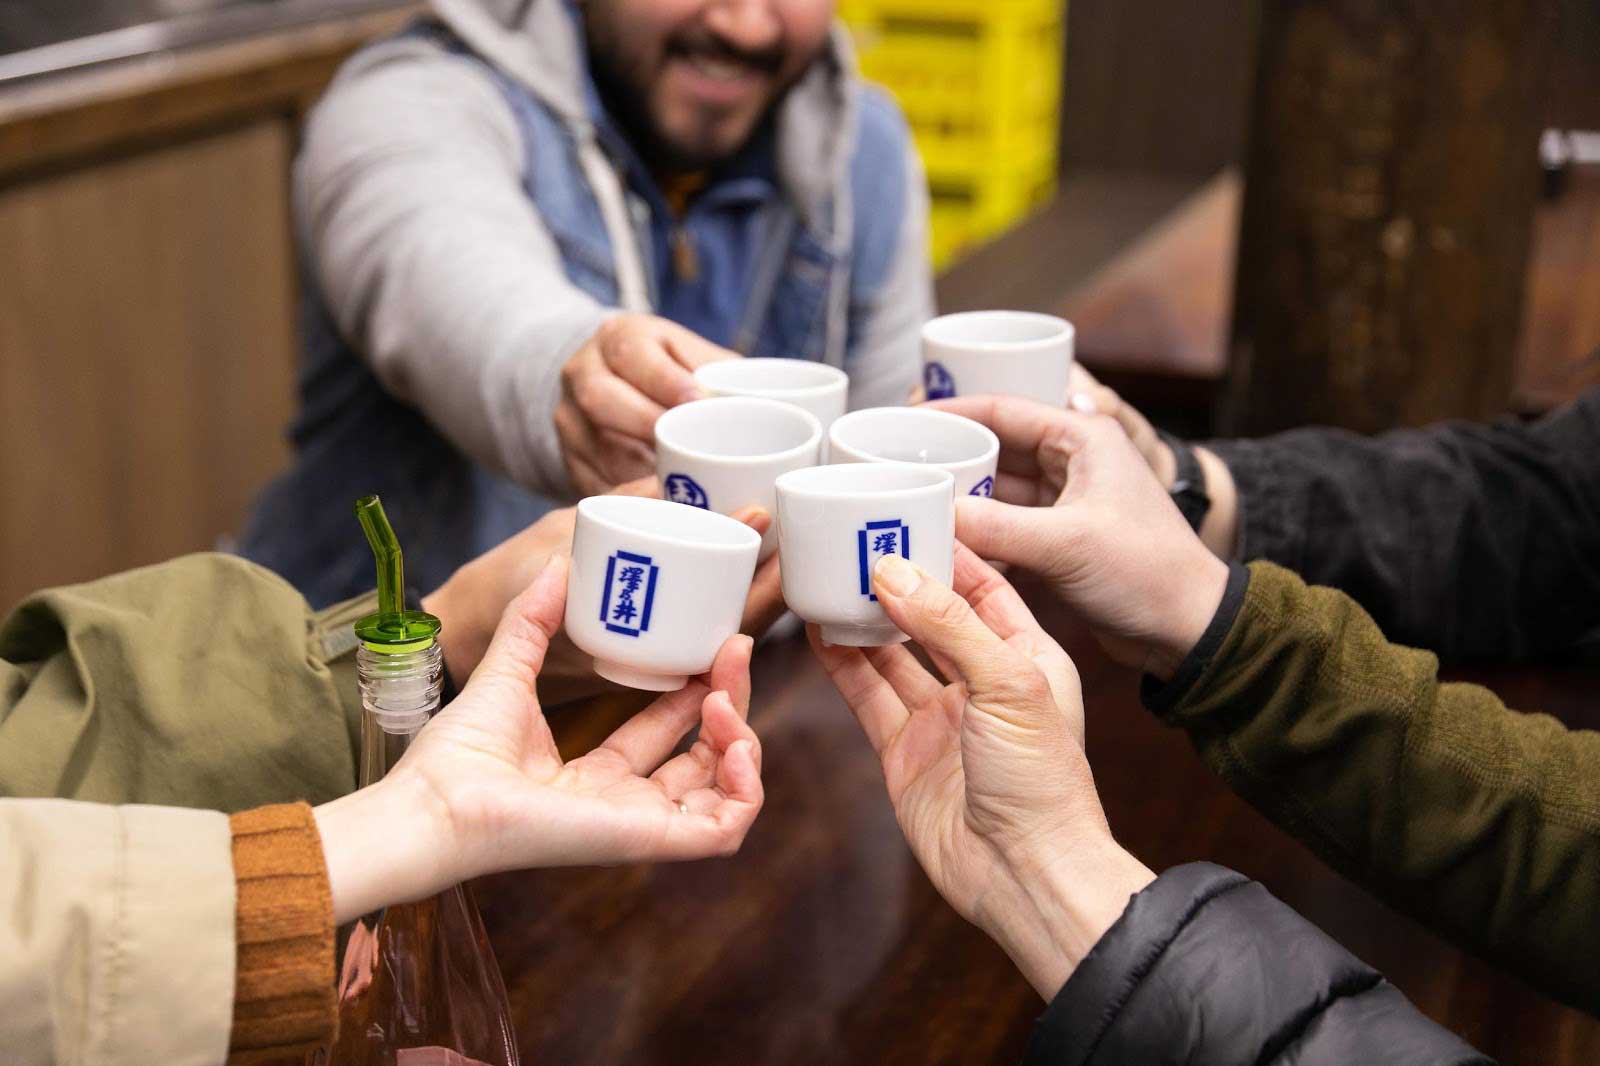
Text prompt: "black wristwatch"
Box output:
[[1156, 430, 1211, 531]]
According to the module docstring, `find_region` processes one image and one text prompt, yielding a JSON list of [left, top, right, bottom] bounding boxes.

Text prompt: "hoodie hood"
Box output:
[[426, 0, 858, 241]]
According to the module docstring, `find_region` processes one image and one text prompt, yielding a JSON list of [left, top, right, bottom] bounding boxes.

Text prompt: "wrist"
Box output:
[[1141, 550, 1230, 683], [1193, 447, 1240, 560], [1152, 439, 1179, 491], [980, 835, 1155, 1000], [313, 770, 457, 925]]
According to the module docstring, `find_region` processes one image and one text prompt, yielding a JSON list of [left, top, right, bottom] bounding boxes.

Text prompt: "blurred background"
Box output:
[[2, 0, 1597, 612]]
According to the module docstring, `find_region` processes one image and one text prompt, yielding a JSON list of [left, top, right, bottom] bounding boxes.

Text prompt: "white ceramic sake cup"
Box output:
[[655, 396, 823, 560], [828, 406, 1001, 500], [566, 496, 761, 692], [775, 463, 955, 647], [693, 357, 850, 433], [920, 310, 1075, 406]]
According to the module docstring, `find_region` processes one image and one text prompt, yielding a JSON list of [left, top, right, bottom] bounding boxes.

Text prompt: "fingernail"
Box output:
[[873, 553, 922, 597], [1069, 392, 1098, 415]]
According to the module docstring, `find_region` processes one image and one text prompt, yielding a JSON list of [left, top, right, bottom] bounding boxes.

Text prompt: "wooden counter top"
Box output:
[[478, 583, 1600, 1064]]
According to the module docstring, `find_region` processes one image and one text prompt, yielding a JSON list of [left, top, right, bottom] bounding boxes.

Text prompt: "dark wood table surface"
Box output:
[[475, 582, 1600, 1065]]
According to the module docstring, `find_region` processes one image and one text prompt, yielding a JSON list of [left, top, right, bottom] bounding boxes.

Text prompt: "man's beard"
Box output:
[[586, 18, 802, 174]]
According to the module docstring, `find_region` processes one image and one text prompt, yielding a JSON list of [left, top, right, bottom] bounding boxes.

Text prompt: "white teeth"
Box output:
[[687, 54, 750, 82]]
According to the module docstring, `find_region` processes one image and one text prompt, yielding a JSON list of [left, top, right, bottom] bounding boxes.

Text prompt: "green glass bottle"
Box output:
[[308, 496, 520, 1066]]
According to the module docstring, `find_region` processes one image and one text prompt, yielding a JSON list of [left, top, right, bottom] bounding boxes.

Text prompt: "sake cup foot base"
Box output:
[[594, 658, 688, 692], [819, 623, 910, 647]]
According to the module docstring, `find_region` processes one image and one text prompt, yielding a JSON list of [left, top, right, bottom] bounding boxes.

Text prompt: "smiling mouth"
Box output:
[[680, 51, 766, 85]]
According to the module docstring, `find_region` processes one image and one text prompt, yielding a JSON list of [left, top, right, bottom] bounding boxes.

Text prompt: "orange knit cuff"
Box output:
[[227, 802, 336, 1065]]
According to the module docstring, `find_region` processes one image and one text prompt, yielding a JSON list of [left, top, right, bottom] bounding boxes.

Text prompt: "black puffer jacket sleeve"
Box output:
[[1023, 863, 1491, 1066]]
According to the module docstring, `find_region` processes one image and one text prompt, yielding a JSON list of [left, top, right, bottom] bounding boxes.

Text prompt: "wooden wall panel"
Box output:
[[1225, 0, 1552, 435], [0, 118, 297, 611], [1060, 0, 1256, 177]]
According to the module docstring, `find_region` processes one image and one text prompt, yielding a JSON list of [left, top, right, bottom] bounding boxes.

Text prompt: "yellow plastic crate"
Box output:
[[841, 0, 1064, 266], [927, 161, 1057, 267]]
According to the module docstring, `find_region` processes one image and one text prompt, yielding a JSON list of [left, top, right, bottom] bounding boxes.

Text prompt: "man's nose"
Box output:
[[702, 0, 784, 55]]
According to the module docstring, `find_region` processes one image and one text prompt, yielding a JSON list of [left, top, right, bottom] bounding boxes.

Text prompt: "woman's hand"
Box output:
[[809, 545, 1153, 999], [317, 555, 764, 924]]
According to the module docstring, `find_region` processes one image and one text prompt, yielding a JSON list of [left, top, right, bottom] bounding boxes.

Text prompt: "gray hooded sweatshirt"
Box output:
[[292, 0, 933, 501]]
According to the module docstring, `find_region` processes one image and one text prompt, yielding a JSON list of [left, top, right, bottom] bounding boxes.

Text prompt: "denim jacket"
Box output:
[[240, 0, 931, 605]]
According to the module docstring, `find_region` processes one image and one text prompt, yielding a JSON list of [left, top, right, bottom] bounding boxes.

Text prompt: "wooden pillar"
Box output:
[[1225, 0, 1553, 435]]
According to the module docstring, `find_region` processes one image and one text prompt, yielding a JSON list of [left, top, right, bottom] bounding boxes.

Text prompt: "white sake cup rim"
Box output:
[[578, 495, 761, 551], [829, 406, 1000, 468], [922, 310, 1075, 350], [694, 357, 849, 398], [776, 461, 954, 499], [655, 396, 823, 466]]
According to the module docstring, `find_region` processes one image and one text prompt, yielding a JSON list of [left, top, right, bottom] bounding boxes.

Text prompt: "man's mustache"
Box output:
[[667, 27, 786, 75]]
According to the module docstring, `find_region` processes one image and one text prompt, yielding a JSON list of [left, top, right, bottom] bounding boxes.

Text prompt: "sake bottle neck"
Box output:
[[356, 643, 444, 789]]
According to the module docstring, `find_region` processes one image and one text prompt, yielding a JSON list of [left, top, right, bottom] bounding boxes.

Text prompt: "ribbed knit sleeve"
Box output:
[[227, 802, 337, 1064]]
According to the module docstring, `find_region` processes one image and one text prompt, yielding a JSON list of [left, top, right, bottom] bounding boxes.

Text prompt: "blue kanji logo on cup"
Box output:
[[858, 519, 910, 601], [969, 476, 994, 497], [664, 473, 710, 509], [923, 361, 956, 400], [601, 551, 659, 637]]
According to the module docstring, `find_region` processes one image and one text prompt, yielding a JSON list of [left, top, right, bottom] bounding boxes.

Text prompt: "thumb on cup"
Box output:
[[869, 554, 1039, 707]]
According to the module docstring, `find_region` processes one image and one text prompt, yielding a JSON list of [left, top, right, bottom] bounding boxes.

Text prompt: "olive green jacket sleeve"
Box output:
[[0, 554, 373, 812], [1152, 561, 1600, 1014]]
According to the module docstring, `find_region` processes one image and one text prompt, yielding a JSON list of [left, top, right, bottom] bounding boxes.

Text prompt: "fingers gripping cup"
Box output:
[[828, 407, 1000, 499], [566, 497, 761, 691], [775, 464, 955, 647], [693, 357, 850, 433], [655, 396, 824, 560], [920, 310, 1075, 406]]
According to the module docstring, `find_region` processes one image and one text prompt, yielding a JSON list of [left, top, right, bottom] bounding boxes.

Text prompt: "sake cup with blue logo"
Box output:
[[655, 396, 824, 560], [693, 357, 850, 434], [921, 311, 1075, 406], [566, 496, 761, 692], [828, 406, 1000, 500], [775, 463, 955, 647]]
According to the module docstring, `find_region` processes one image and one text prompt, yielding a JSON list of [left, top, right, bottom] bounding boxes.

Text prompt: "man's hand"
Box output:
[[939, 405, 1230, 680], [556, 314, 739, 496], [810, 545, 1154, 999], [316, 555, 764, 925]]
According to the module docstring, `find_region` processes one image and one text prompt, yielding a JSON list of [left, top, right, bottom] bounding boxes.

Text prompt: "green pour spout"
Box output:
[[353, 494, 441, 652]]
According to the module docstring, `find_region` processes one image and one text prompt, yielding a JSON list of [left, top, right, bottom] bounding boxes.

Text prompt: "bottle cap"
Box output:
[[353, 494, 441, 652]]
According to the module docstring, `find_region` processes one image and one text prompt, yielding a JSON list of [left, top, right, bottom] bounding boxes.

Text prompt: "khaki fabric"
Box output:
[[0, 799, 236, 1066], [1161, 561, 1600, 1014], [0, 553, 371, 811]]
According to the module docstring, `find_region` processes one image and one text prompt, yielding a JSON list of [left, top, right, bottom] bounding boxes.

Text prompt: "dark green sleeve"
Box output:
[[0, 554, 372, 813], [1154, 560, 1600, 1015]]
